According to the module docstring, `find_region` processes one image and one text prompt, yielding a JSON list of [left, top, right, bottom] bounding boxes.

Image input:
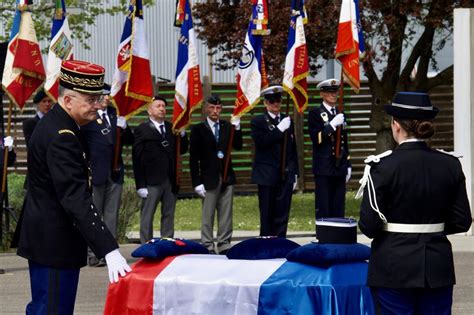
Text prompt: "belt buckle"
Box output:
[[161, 140, 169, 147], [101, 128, 111, 135]]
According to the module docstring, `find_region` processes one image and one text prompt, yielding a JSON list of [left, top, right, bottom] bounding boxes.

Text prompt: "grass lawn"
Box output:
[[127, 191, 362, 232]]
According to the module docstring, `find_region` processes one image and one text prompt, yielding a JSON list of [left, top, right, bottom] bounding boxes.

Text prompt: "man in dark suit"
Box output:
[[132, 96, 188, 244], [15, 60, 130, 314], [81, 85, 134, 266], [189, 95, 242, 254], [250, 86, 298, 238], [22, 89, 53, 147], [308, 79, 351, 220]]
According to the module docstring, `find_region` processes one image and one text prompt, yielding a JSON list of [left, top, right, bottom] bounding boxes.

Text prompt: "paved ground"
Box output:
[[0, 232, 473, 315]]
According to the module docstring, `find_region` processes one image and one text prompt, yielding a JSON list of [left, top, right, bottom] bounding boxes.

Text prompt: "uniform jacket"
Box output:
[[81, 106, 134, 185], [132, 119, 188, 192], [250, 112, 298, 186], [308, 104, 350, 176], [359, 141, 472, 288], [189, 119, 243, 190], [22, 114, 40, 147], [17, 105, 118, 269]]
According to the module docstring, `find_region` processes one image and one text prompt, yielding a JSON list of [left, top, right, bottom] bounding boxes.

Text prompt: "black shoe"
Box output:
[[97, 258, 107, 267], [88, 256, 100, 267]]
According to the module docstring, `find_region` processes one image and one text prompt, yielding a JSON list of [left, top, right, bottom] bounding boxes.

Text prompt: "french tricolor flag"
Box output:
[[44, 0, 73, 102], [172, 0, 203, 133], [335, 0, 365, 93], [104, 255, 374, 314], [1, 0, 45, 109], [111, 0, 153, 118]]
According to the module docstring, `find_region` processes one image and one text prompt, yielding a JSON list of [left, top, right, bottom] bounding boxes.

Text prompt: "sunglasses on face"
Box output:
[[266, 97, 282, 104]]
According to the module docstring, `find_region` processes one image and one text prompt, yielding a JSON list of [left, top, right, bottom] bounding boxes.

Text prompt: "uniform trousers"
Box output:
[[257, 182, 293, 238], [26, 260, 80, 315], [372, 286, 453, 315], [140, 180, 176, 243], [201, 181, 233, 253], [314, 175, 346, 219]]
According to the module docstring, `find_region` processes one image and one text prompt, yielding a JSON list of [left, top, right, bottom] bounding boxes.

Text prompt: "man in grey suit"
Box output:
[[189, 95, 242, 254]]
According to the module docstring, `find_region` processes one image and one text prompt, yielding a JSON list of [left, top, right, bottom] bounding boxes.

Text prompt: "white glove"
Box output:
[[231, 117, 241, 131], [105, 249, 131, 283], [277, 116, 291, 132], [180, 130, 186, 137], [4, 136, 13, 151], [194, 184, 206, 198], [329, 113, 345, 130], [346, 167, 352, 183], [293, 175, 298, 191], [117, 116, 127, 129], [137, 188, 148, 199]]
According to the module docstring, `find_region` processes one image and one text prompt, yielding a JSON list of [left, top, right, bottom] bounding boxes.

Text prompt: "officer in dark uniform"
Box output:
[[251, 85, 299, 238], [22, 89, 53, 147], [358, 92, 472, 314], [15, 60, 131, 314], [308, 79, 351, 220]]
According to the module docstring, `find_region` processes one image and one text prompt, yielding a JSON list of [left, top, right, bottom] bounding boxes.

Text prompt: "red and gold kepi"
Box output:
[[59, 60, 108, 95]]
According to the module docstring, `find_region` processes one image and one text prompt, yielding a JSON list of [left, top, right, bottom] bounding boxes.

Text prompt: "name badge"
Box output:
[[161, 140, 169, 147], [217, 151, 224, 159], [97, 118, 103, 124]]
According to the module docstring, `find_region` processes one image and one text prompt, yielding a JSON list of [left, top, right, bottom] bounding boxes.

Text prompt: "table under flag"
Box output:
[[104, 254, 374, 314]]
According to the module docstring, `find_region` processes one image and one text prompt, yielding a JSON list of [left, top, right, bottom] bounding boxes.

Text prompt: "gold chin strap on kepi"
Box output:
[[355, 150, 393, 224]]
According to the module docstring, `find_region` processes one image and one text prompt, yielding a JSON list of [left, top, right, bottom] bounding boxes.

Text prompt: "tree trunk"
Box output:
[[369, 89, 396, 154]]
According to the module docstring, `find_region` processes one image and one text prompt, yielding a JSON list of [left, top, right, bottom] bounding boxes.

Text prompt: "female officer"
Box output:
[[358, 92, 472, 314]]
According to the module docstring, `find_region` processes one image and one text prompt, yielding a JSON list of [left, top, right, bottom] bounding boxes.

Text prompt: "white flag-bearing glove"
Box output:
[[231, 117, 241, 131], [3, 136, 13, 151], [277, 116, 291, 132], [117, 116, 127, 129], [137, 188, 148, 199], [329, 113, 345, 130], [105, 249, 131, 283], [180, 130, 186, 137], [194, 184, 206, 198], [346, 167, 352, 183], [293, 175, 298, 191]]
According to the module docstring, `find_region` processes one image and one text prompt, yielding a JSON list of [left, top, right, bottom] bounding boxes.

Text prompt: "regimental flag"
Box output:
[[232, 8, 269, 122], [335, 0, 365, 93], [111, 0, 153, 118], [44, 0, 73, 102], [251, 0, 271, 35], [104, 255, 374, 314], [282, 0, 309, 113], [172, 0, 203, 133], [1, 0, 45, 109], [174, 0, 186, 26]]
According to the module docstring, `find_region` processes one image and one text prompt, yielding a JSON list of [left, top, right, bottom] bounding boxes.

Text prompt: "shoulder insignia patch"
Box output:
[[58, 129, 75, 136], [363, 150, 392, 164], [436, 149, 462, 159]]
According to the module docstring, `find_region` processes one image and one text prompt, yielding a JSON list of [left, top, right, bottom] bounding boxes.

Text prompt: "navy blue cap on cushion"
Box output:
[[131, 238, 209, 259], [383, 92, 438, 120], [226, 237, 300, 260], [316, 217, 358, 244], [286, 243, 371, 267]]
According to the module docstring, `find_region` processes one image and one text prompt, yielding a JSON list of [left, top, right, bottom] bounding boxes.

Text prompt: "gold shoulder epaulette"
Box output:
[[58, 129, 75, 136]]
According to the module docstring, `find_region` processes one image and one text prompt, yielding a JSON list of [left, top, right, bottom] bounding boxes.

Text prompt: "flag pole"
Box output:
[[2, 101, 13, 196], [112, 127, 122, 175], [175, 133, 181, 191], [222, 125, 235, 184], [334, 71, 344, 166], [280, 94, 290, 181]]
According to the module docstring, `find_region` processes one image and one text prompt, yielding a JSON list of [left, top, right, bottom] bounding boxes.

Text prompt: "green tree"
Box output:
[[194, 0, 474, 152], [0, 0, 154, 51]]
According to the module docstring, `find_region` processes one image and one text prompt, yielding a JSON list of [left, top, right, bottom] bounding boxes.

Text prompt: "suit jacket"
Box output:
[[132, 119, 188, 192], [16, 105, 118, 269], [189, 119, 243, 190], [22, 114, 40, 148], [359, 141, 472, 288], [250, 113, 298, 186], [308, 104, 350, 176], [81, 106, 134, 185]]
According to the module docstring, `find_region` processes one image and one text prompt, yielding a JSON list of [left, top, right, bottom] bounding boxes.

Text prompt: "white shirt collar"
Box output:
[[399, 138, 424, 145], [207, 117, 219, 127], [149, 117, 165, 132], [323, 102, 336, 113], [97, 109, 107, 117], [267, 111, 280, 119], [36, 111, 45, 119]]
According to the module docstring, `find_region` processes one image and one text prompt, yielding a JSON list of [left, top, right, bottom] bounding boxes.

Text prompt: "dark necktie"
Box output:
[[102, 112, 110, 128], [214, 122, 219, 143], [275, 115, 280, 124], [331, 108, 336, 116], [159, 124, 165, 135]]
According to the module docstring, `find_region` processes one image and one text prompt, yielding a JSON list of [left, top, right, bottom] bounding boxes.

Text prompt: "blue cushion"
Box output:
[[286, 243, 371, 266], [226, 237, 300, 260], [131, 238, 209, 259]]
